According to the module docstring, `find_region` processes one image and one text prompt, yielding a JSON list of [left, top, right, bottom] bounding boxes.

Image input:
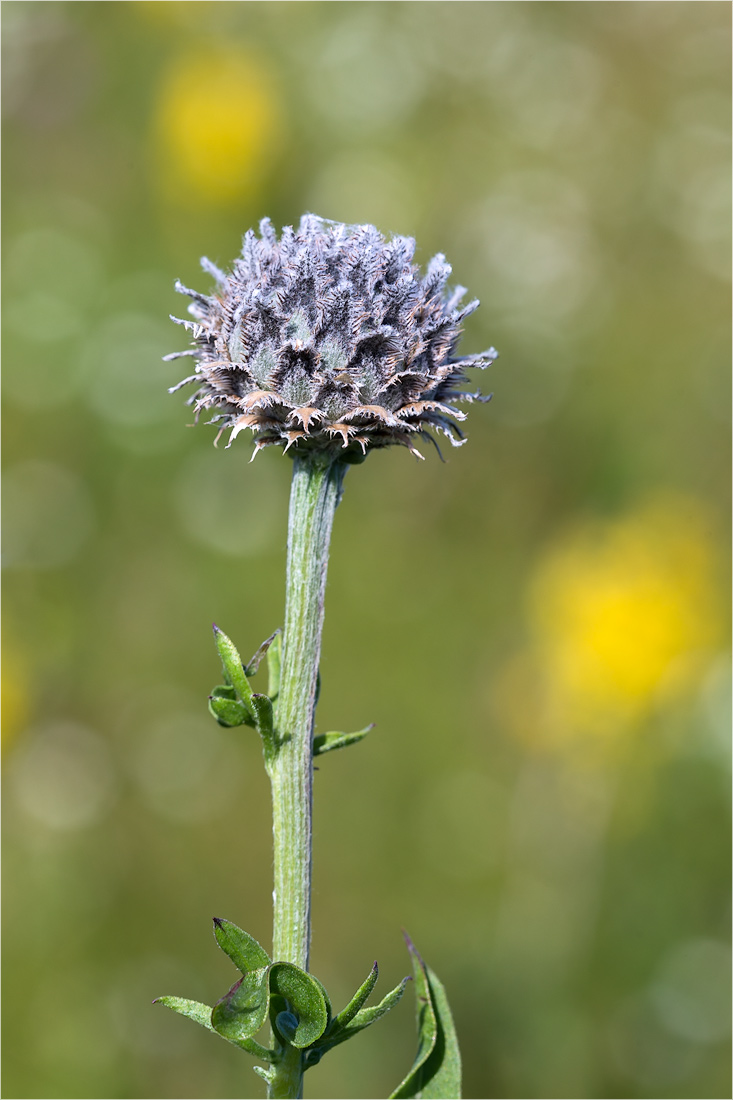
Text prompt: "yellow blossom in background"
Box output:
[[151, 45, 280, 208], [495, 496, 724, 758], [1, 649, 29, 752]]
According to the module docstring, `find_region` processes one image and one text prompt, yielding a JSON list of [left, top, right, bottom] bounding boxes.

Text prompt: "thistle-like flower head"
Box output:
[[167, 215, 497, 461]]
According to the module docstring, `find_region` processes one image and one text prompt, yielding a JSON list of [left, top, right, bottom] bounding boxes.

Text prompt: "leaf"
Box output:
[[211, 968, 270, 1043], [268, 962, 329, 1049], [211, 684, 237, 700], [251, 694, 274, 736], [213, 917, 271, 973], [309, 972, 332, 1029], [324, 976, 409, 1050], [251, 693, 276, 760], [154, 996, 214, 1032], [313, 725, 374, 756], [266, 630, 281, 701], [330, 961, 379, 1030], [154, 995, 274, 1061], [417, 966, 461, 1099], [213, 626, 255, 720], [389, 936, 461, 1099], [208, 694, 251, 728], [245, 630, 280, 677]]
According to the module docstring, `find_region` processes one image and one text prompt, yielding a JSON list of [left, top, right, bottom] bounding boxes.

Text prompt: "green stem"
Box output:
[[267, 453, 347, 1099]]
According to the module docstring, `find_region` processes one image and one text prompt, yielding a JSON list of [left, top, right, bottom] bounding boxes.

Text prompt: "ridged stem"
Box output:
[[267, 453, 346, 1099]]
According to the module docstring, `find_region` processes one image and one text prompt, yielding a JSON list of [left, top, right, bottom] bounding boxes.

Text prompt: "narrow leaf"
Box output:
[[213, 917, 271, 972], [389, 937, 461, 1099], [323, 976, 409, 1051], [245, 630, 279, 677], [213, 626, 255, 719], [418, 965, 461, 1099], [208, 695, 250, 728], [154, 996, 214, 1033], [211, 968, 270, 1043], [341, 976, 409, 1035], [266, 631, 281, 701], [269, 962, 329, 1049], [313, 725, 374, 756], [154, 995, 274, 1061], [330, 962, 378, 1030], [251, 693, 276, 759], [251, 694, 274, 736]]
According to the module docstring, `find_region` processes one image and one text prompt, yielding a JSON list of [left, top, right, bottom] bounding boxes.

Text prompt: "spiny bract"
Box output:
[[167, 215, 497, 461]]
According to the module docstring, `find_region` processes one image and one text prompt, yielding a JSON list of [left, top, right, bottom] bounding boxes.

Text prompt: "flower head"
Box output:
[[167, 215, 497, 460]]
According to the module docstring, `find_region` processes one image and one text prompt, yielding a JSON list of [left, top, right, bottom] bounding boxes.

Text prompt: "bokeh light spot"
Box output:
[[8, 721, 116, 829], [132, 712, 244, 823], [172, 447, 282, 557], [475, 171, 599, 320], [5, 226, 103, 302], [649, 938, 732, 1045], [305, 10, 424, 132], [83, 313, 175, 429], [2, 461, 94, 570]]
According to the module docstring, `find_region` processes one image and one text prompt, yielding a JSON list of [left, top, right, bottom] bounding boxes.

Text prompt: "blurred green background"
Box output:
[[2, 3, 730, 1098]]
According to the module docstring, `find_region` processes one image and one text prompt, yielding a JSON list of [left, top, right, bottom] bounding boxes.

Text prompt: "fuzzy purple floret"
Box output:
[[167, 215, 497, 461]]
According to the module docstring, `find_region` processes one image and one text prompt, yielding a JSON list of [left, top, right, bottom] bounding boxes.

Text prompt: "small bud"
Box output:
[[208, 694, 250, 728], [213, 627, 255, 719], [275, 1010, 299, 1043]]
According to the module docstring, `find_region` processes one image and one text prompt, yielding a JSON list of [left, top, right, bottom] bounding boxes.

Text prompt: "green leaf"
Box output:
[[266, 630, 281, 700], [245, 630, 280, 677], [309, 972, 332, 1029], [154, 995, 214, 1033], [211, 968, 270, 1043], [251, 693, 274, 735], [330, 961, 379, 1030], [325, 976, 409, 1050], [251, 693, 276, 760], [155, 995, 274, 1061], [213, 626, 255, 719], [213, 917, 271, 973], [268, 962, 329, 1049], [211, 684, 237, 700], [389, 937, 461, 1099], [208, 694, 251, 728], [313, 725, 374, 756]]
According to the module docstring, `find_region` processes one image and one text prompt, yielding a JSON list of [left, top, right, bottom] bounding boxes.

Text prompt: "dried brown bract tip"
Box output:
[[167, 215, 497, 462]]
